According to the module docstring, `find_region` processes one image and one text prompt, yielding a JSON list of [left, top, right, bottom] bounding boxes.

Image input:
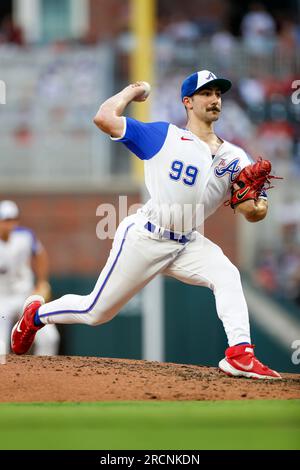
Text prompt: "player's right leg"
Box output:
[[11, 215, 180, 355]]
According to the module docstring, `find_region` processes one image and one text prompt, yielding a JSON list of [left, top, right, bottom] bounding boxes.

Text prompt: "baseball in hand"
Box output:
[[133, 81, 151, 102], [141, 81, 151, 98]]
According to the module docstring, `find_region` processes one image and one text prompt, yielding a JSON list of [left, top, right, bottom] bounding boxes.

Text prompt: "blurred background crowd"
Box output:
[[0, 0, 299, 366]]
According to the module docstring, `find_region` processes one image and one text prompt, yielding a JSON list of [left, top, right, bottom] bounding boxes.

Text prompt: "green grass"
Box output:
[[0, 400, 299, 450]]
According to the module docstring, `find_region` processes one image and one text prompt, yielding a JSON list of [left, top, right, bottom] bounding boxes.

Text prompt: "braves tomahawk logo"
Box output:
[[215, 158, 241, 183]]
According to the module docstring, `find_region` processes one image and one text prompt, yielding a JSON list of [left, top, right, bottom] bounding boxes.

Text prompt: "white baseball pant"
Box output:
[[37, 214, 250, 346]]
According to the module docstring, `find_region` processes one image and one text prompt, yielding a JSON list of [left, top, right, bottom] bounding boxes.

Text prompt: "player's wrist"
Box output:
[[122, 84, 141, 99]]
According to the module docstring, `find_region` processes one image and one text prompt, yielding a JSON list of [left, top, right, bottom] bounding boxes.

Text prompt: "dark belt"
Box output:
[[144, 222, 191, 244]]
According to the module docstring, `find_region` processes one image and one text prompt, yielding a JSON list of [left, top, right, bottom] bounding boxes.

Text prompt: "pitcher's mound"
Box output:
[[1, 355, 299, 402]]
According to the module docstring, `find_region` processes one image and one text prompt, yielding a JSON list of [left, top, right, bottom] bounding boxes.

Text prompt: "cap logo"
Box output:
[[206, 72, 216, 81]]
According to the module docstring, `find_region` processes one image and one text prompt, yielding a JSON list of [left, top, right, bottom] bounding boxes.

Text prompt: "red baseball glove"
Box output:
[[228, 157, 282, 209]]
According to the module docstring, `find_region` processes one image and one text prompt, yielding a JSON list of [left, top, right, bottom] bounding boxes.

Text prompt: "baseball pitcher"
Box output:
[[11, 70, 281, 379]]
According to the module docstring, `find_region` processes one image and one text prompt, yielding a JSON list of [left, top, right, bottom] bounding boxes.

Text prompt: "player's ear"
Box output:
[[183, 96, 192, 110]]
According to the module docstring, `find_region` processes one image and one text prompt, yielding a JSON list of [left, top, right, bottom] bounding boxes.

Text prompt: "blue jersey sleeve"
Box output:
[[113, 117, 170, 160]]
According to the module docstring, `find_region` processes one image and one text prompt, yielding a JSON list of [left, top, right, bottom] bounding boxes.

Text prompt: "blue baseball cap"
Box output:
[[181, 70, 232, 100]]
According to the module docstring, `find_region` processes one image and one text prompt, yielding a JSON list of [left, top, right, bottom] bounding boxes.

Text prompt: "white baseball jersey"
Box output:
[[113, 118, 260, 232], [0, 227, 42, 296]]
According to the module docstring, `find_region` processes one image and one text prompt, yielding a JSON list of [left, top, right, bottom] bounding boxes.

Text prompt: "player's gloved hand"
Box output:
[[227, 157, 282, 209]]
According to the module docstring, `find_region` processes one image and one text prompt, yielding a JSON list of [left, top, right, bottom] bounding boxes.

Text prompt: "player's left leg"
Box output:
[[164, 232, 281, 379]]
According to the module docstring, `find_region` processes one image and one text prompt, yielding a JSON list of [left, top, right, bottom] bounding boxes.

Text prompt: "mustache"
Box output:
[[207, 106, 221, 112]]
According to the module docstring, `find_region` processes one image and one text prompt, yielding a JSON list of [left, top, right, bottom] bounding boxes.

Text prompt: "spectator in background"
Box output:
[[253, 243, 300, 304], [0, 15, 24, 46], [161, 13, 201, 64], [249, 181, 300, 306], [277, 18, 298, 53], [255, 115, 294, 171], [241, 2, 276, 56], [163, 13, 200, 43], [211, 27, 237, 72], [279, 243, 300, 302], [291, 265, 300, 306], [0, 200, 59, 355], [254, 248, 279, 294], [238, 76, 266, 108]]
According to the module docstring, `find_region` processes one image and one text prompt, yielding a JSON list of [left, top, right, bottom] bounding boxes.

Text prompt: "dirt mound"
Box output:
[[1, 355, 299, 402]]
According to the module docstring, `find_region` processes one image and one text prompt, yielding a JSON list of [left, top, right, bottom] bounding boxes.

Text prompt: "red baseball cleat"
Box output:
[[11, 295, 45, 355], [219, 344, 282, 379]]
